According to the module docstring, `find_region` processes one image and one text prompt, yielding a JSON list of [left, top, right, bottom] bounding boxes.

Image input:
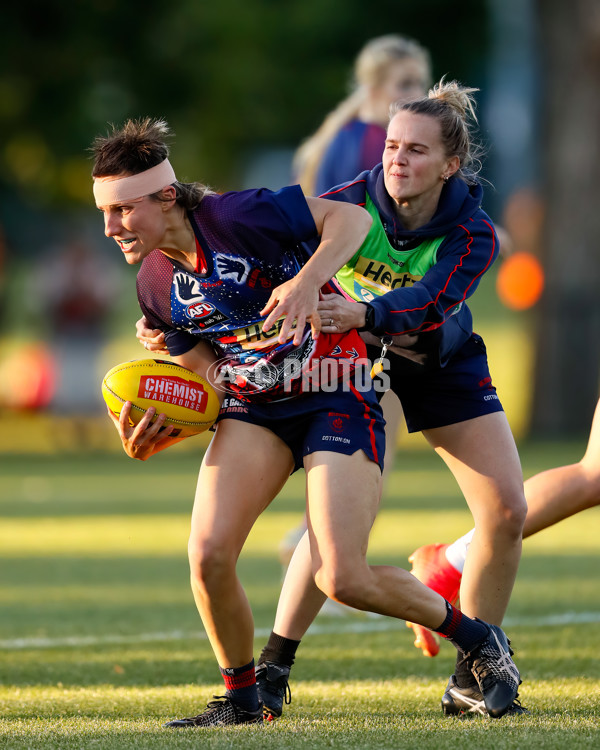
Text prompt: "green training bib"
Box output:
[[335, 193, 446, 303]]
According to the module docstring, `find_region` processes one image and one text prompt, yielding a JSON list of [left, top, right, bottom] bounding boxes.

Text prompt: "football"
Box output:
[[101, 358, 220, 438]]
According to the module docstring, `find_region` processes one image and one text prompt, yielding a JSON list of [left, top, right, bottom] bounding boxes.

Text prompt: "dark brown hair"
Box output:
[[90, 118, 213, 209]]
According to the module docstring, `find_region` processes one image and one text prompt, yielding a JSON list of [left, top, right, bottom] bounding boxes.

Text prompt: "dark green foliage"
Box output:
[[0, 1, 488, 207]]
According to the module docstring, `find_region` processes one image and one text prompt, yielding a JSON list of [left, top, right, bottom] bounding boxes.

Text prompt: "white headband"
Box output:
[[93, 159, 177, 206]]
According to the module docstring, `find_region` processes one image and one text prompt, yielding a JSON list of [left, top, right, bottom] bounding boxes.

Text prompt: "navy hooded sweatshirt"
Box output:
[[319, 163, 499, 368]]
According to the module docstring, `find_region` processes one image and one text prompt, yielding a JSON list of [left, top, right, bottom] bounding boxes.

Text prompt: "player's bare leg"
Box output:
[[521, 396, 600, 536], [304, 450, 452, 623], [267, 449, 452, 635], [412, 412, 526, 714], [187, 419, 293, 667], [271, 438, 524, 631], [273, 531, 327, 639], [257, 449, 522, 719], [305, 450, 525, 718], [423, 412, 526, 623]]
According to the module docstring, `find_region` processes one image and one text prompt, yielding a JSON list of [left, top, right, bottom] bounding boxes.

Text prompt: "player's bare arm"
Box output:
[[261, 198, 371, 345]]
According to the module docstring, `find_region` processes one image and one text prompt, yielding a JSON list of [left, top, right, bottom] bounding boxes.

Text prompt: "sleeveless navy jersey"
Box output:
[[136, 185, 366, 401]]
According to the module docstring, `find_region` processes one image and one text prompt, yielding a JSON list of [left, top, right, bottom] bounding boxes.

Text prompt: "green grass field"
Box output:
[[1, 441, 599, 749]]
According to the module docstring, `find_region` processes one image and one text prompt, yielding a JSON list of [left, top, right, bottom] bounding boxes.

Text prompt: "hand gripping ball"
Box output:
[[102, 359, 220, 437]]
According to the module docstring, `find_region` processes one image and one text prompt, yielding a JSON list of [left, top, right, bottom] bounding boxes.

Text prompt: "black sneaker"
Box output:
[[255, 661, 292, 719], [163, 696, 263, 727], [442, 675, 528, 716], [468, 622, 521, 719]]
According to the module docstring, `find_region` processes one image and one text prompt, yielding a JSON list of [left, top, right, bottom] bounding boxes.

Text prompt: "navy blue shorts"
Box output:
[[367, 333, 504, 433], [216, 381, 386, 473]]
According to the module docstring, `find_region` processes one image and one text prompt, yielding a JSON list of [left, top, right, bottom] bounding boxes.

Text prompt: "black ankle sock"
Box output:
[[219, 659, 258, 712], [258, 631, 300, 668], [434, 601, 489, 653]]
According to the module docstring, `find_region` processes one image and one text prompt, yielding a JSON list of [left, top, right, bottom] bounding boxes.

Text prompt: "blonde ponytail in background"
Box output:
[[294, 35, 431, 195]]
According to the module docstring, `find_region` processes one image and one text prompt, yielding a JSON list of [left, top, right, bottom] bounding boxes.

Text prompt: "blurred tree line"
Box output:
[[0, 0, 487, 216], [0, 0, 598, 435]]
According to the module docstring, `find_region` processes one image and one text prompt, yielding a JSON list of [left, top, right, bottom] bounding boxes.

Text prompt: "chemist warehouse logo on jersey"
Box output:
[[138, 375, 209, 413]]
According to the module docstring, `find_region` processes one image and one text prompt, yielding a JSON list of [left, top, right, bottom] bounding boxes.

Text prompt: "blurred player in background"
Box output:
[[91, 117, 521, 727], [294, 34, 431, 197]]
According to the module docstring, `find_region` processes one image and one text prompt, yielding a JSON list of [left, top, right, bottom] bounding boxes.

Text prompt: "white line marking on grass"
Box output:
[[1, 611, 599, 651]]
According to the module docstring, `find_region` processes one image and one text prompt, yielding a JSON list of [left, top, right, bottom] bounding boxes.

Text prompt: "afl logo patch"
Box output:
[[187, 301, 216, 319]]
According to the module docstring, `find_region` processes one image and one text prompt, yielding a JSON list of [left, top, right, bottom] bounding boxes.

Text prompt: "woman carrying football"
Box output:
[[91, 115, 522, 727]]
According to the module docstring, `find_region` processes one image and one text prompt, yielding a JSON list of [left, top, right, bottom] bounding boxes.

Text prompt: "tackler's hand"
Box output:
[[317, 293, 366, 334]]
